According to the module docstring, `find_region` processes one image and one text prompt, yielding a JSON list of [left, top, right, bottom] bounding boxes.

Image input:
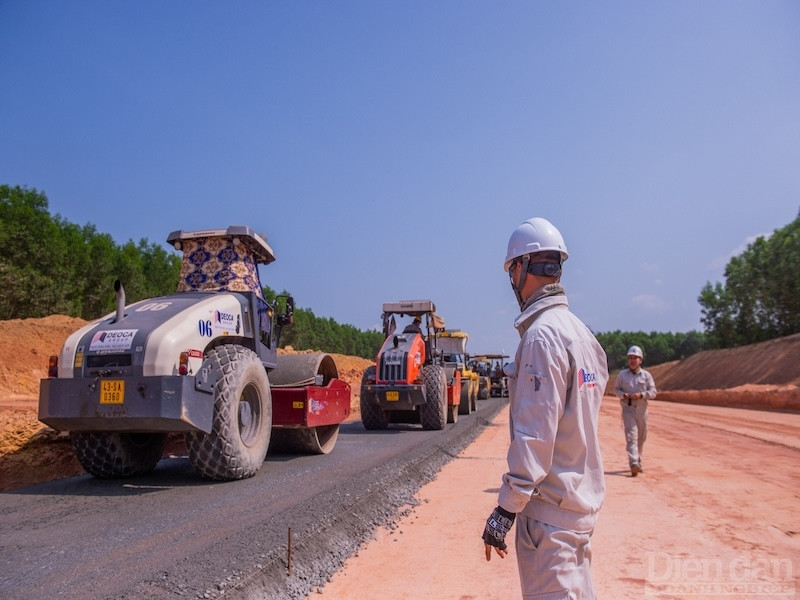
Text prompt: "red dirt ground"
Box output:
[[314, 335, 800, 600]]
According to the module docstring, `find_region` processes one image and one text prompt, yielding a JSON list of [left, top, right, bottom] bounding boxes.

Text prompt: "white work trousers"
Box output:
[[515, 514, 595, 599], [621, 399, 648, 468]]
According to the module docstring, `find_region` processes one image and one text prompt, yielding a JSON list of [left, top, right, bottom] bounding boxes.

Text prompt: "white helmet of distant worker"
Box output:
[[627, 345, 644, 359], [503, 217, 569, 272]]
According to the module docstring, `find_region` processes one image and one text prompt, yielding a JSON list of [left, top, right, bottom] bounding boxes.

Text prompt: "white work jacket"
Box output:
[[615, 367, 657, 402], [498, 291, 609, 532]]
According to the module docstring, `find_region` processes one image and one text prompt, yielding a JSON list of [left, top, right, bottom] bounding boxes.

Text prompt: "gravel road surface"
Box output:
[[0, 397, 506, 600]]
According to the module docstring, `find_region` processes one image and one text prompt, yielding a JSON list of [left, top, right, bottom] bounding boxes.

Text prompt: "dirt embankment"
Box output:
[[1, 316, 798, 491], [643, 333, 800, 412]]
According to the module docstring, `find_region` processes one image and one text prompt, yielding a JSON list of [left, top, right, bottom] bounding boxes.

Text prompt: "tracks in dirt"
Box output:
[[593, 399, 800, 599], [653, 401, 800, 451], [626, 401, 799, 552]]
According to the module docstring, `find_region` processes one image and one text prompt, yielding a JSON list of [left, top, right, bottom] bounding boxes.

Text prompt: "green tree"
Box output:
[[0, 185, 67, 318], [0, 184, 182, 320], [275, 302, 382, 359], [595, 329, 708, 369], [138, 239, 181, 299], [675, 330, 705, 359], [699, 215, 800, 348]]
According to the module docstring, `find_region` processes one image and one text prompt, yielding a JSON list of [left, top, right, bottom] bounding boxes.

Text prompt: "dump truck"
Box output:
[[39, 226, 351, 481], [437, 330, 479, 415], [360, 300, 461, 430]]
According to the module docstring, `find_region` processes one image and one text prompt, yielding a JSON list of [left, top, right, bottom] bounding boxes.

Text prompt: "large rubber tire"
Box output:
[[70, 432, 167, 478], [186, 345, 272, 480], [269, 424, 340, 455], [360, 365, 389, 430], [458, 379, 472, 415], [471, 380, 478, 411], [447, 403, 459, 424], [420, 364, 447, 430]]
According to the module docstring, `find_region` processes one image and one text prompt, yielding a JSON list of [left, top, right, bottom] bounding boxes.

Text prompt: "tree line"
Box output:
[[594, 330, 707, 372], [0, 185, 181, 321], [262, 287, 384, 358], [283, 309, 384, 359], [2, 185, 798, 364], [0, 185, 383, 358]]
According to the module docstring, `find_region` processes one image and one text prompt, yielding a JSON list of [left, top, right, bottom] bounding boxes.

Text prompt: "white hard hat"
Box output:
[[503, 217, 569, 272], [627, 345, 643, 359]]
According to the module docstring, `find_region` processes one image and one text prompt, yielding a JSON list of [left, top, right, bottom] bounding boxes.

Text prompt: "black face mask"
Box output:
[[509, 256, 563, 308], [526, 262, 561, 278]]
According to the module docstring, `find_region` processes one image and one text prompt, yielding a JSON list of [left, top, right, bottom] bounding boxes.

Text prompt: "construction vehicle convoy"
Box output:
[[39, 226, 351, 481], [360, 300, 462, 430], [467, 355, 493, 400]]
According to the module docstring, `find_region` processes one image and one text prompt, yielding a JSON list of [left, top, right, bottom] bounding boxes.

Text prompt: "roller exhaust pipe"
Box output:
[[114, 279, 125, 323]]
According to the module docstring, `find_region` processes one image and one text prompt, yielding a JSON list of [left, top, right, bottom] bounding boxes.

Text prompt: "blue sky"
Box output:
[[2, 2, 799, 357]]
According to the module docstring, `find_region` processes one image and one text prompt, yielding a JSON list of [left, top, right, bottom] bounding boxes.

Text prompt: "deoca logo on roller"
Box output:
[[214, 310, 236, 327], [89, 329, 138, 352]]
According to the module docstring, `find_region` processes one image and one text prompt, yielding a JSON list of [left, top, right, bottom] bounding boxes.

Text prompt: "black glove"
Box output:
[[482, 506, 516, 550]]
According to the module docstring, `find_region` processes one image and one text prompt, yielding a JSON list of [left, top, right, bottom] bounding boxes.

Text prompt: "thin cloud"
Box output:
[[631, 294, 669, 313], [640, 262, 660, 273]]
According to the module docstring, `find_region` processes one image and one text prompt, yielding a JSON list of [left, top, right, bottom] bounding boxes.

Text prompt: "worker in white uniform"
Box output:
[[614, 345, 656, 476], [482, 217, 609, 599]]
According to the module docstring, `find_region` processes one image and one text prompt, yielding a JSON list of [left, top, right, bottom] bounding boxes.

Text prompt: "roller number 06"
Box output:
[[199, 320, 213, 337], [135, 302, 172, 312]]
